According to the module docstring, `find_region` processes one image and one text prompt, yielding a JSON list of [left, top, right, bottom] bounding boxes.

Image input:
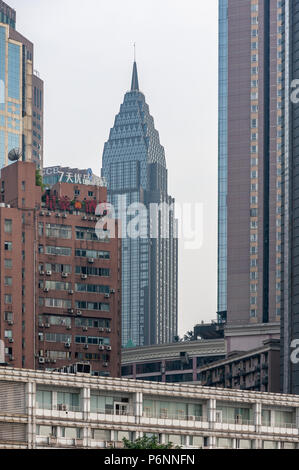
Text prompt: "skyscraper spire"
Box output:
[[131, 61, 139, 91]]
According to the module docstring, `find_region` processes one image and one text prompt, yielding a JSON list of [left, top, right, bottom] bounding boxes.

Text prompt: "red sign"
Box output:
[[45, 195, 103, 214]]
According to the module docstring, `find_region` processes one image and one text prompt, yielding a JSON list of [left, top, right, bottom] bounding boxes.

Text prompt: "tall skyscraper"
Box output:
[[102, 62, 178, 347], [280, 0, 299, 395], [218, 0, 282, 349], [0, 0, 43, 170]]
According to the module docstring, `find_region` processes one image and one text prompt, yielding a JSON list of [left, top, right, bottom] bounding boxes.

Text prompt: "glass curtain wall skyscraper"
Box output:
[[102, 62, 178, 347], [0, 0, 43, 170]]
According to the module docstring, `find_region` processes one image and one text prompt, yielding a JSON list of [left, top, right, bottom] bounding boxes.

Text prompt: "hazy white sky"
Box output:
[[12, 0, 219, 336]]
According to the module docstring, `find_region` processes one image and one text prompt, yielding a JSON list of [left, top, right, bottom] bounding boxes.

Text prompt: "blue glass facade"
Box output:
[[218, 0, 228, 318], [0, 23, 22, 168], [0, 26, 5, 111], [8, 42, 20, 100], [0, 2, 44, 170], [102, 63, 178, 347], [0, 1, 16, 29]]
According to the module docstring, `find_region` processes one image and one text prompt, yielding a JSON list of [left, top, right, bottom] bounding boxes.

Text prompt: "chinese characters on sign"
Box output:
[[45, 195, 101, 214]]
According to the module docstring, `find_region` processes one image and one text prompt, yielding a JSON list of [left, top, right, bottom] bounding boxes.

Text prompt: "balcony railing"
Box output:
[[142, 414, 204, 422], [36, 404, 81, 413], [91, 408, 134, 417], [262, 421, 297, 430], [216, 418, 255, 426]]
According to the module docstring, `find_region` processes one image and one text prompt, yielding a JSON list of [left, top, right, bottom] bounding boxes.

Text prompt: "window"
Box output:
[[5, 294, 12, 304], [75, 249, 110, 260], [46, 224, 72, 240], [45, 281, 71, 292], [75, 226, 110, 242], [36, 390, 52, 410], [4, 276, 12, 286], [4, 241, 12, 251], [45, 246, 72, 257], [61, 427, 81, 439], [36, 425, 56, 437], [44, 298, 72, 309], [4, 312, 13, 322], [75, 266, 110, 277], [75, 301, 110, 312], [4, 330, 12, 338], [57, 392, 80, 411], [4, 219, 12, 233], [5, 259, 12, 269]]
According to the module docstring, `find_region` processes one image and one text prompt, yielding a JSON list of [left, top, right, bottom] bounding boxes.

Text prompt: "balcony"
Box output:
[[91, 407, 133, 417], [36, 404, 82, 414]]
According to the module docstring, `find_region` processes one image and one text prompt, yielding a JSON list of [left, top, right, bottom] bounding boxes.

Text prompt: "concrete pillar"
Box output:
[[26, 381, 36, 449], [209, 435, 216, 449], [192, 357, 197, 382], [162, 360, 166, 382], [82, 387, 90, 448], [208, 399, 216, 428], [255, 439, 262, 449], [254, 402, 262, 434], [52, 390, 57, 410], [133, 392, 143, 423], [135, 430, 143, 439], [270, 409, 276, 428]]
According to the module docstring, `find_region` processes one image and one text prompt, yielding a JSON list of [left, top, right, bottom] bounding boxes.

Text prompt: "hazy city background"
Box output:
[[12, 0, 218, 335]]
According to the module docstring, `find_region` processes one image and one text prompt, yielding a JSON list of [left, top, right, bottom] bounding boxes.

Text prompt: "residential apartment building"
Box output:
[[121, 339, 225, 383], [101, 62, 178, 347], [0, 0, 43, 169], [198, 339, 280, 393], [0, 366, 299, 449], [218, 0, 282, 351], [0, 161, 121, 377]]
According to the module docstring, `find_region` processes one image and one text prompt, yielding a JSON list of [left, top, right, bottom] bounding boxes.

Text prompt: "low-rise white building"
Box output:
[[0, 366, 299, 449]]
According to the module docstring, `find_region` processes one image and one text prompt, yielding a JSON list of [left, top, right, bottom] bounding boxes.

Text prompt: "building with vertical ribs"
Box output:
[[102, 62, 178, 348], [218, 0, 282, 351], [0, 161, 121, 377], [0, 0, 43, 169]]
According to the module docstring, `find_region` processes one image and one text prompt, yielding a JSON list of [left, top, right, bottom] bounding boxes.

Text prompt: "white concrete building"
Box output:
[[0, 366, 299, 449]]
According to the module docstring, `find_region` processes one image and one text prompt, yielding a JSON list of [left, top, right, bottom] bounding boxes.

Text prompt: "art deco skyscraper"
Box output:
[[102, 62, 178, 347], [0, 0, 43, 170], [218, 0, 282, 350]]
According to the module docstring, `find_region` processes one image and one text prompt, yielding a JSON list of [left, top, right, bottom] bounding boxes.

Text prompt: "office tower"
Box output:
[[102, 62, 178, 347], [218, 0, 282, 350], [0, 161, 121, 377], [0, 1, 43, 170], [280, 0, 299, 395]]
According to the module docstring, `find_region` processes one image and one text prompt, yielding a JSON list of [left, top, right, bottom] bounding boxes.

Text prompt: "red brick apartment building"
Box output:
[[0, 161, 121, 377]]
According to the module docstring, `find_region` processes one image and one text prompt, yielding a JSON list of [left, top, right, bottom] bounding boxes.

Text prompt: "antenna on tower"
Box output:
[[134, 42, 136, 62]]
